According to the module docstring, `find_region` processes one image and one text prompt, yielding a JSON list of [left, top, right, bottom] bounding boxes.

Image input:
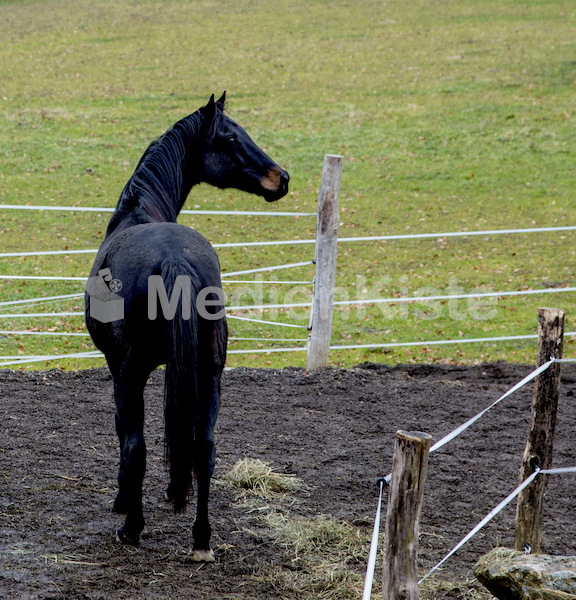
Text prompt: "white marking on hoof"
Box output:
[[190, 549, 215, 563]]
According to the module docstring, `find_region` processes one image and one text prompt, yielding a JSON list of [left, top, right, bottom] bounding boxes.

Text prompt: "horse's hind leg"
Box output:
[[110, 360, 150, 546], [190, 368, 221, 562]]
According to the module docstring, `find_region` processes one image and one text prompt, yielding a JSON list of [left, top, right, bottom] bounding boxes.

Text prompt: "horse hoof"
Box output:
[[116, 528, 140, 546], [190, 549, 215, 563]]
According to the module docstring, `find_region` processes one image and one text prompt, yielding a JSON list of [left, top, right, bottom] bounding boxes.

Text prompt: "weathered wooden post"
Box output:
[[306, 154, 343, 370], [382, 431, 432, 600], [514, 307, 565, 553]]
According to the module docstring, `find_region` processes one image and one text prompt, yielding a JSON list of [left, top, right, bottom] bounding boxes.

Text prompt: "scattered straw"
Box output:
[[224, 458, 489, 600], [419, 576, 494, 600], [254, 563, 366, 600], [257, 512, 372, 600], [40, 553, 105, 566], [264, 511, 368, 563]]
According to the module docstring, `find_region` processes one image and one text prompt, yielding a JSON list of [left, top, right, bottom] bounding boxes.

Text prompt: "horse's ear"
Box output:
[[205, 94, 216, 116], [203, 94, 220, 142], [216, 91, 226, 107]]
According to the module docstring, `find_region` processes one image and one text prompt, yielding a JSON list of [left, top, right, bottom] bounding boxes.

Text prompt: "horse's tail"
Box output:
[[160, 257, 201, 513]]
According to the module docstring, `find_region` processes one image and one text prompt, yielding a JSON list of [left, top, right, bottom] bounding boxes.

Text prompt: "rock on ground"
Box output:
[[474, 547, 576, 600]]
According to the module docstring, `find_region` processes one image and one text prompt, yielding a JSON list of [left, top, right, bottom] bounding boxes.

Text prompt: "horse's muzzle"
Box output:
[[261, 167, 290, 202]]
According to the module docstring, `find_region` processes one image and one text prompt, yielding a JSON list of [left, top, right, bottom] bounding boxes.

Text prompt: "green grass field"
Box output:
[[1, 0, 575, 370]]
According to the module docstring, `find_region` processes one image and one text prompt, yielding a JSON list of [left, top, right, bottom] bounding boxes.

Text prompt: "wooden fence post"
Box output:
[[306, 154, 343, 370], [514, 307, 565, 553], [382, 431, 432, 600]]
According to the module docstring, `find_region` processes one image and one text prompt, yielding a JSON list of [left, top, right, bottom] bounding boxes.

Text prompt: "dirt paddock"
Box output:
[[1, 362, 575, 599]]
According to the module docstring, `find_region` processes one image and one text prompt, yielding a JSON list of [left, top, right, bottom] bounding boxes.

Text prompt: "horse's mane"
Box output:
[[106, 103, 225, 234]]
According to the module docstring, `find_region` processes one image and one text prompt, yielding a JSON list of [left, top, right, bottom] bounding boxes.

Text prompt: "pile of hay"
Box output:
[[223, 457, 302, 498]]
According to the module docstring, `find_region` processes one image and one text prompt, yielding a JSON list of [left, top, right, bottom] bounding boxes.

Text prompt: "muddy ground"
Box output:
[[1, 362, 576, 599]]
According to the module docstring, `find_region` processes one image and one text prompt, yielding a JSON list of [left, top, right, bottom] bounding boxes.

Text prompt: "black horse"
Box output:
[[85, 93, 289, 560]]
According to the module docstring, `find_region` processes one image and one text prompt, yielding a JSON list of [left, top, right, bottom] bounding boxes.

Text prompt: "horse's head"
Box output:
[[199, 92, 289, 202]]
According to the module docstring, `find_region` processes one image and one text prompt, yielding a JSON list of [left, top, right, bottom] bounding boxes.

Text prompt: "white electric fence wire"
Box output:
[[46, 287, 565, 314], [308, 276, 316, 332], [0, 331, 89, 337], [0, 297, 83, 315], [0, 242, 317, 258], [337, 225, 576, 243], [3, 203, 576, 237], [0, 275, 313, 285], [7, 227, 576, 257], [419, 466, 576, 585], [221, 286, 576, 311], [542, 466, 576, 475], [13, 285, 571, 314], [0, 313, 309, 330], [2, 204, 575, 237], [223, 279, 314, 285], [0, 354, 49, 359], [0, 311, 313, 327], [0, 241, 316, 258], [0, 346, 309, 366], [13, 288, 576, 316], [334, 287, 576, 308], [184, 210, 316, 217], [221, 261, 314, 278], [214, 239, 314, 249], [0, 293, 83, 307], [226, 314, 309, 329], [10, 230, 576, 256], [12, 331, 574, 348], [229, 336, 309, 342], [0, 244, 316, 258], [331, 332, 576, 352], [0, 275, 87, 281], [0, 350, 103, 367], [0, 331, 304, 342], [0, 312, 78, 319], [429, 359, 555, 454], [228, 346, 307, 355], [0, 204, 316, 217], [1, 310, 575, 350], [362, 479, 385, 600], [379, 359, 556, 488], [418, 468, 541, 585], [4, 284, 575, 311], [228, 300, 311, 311], [0, 249, 96, 258]]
